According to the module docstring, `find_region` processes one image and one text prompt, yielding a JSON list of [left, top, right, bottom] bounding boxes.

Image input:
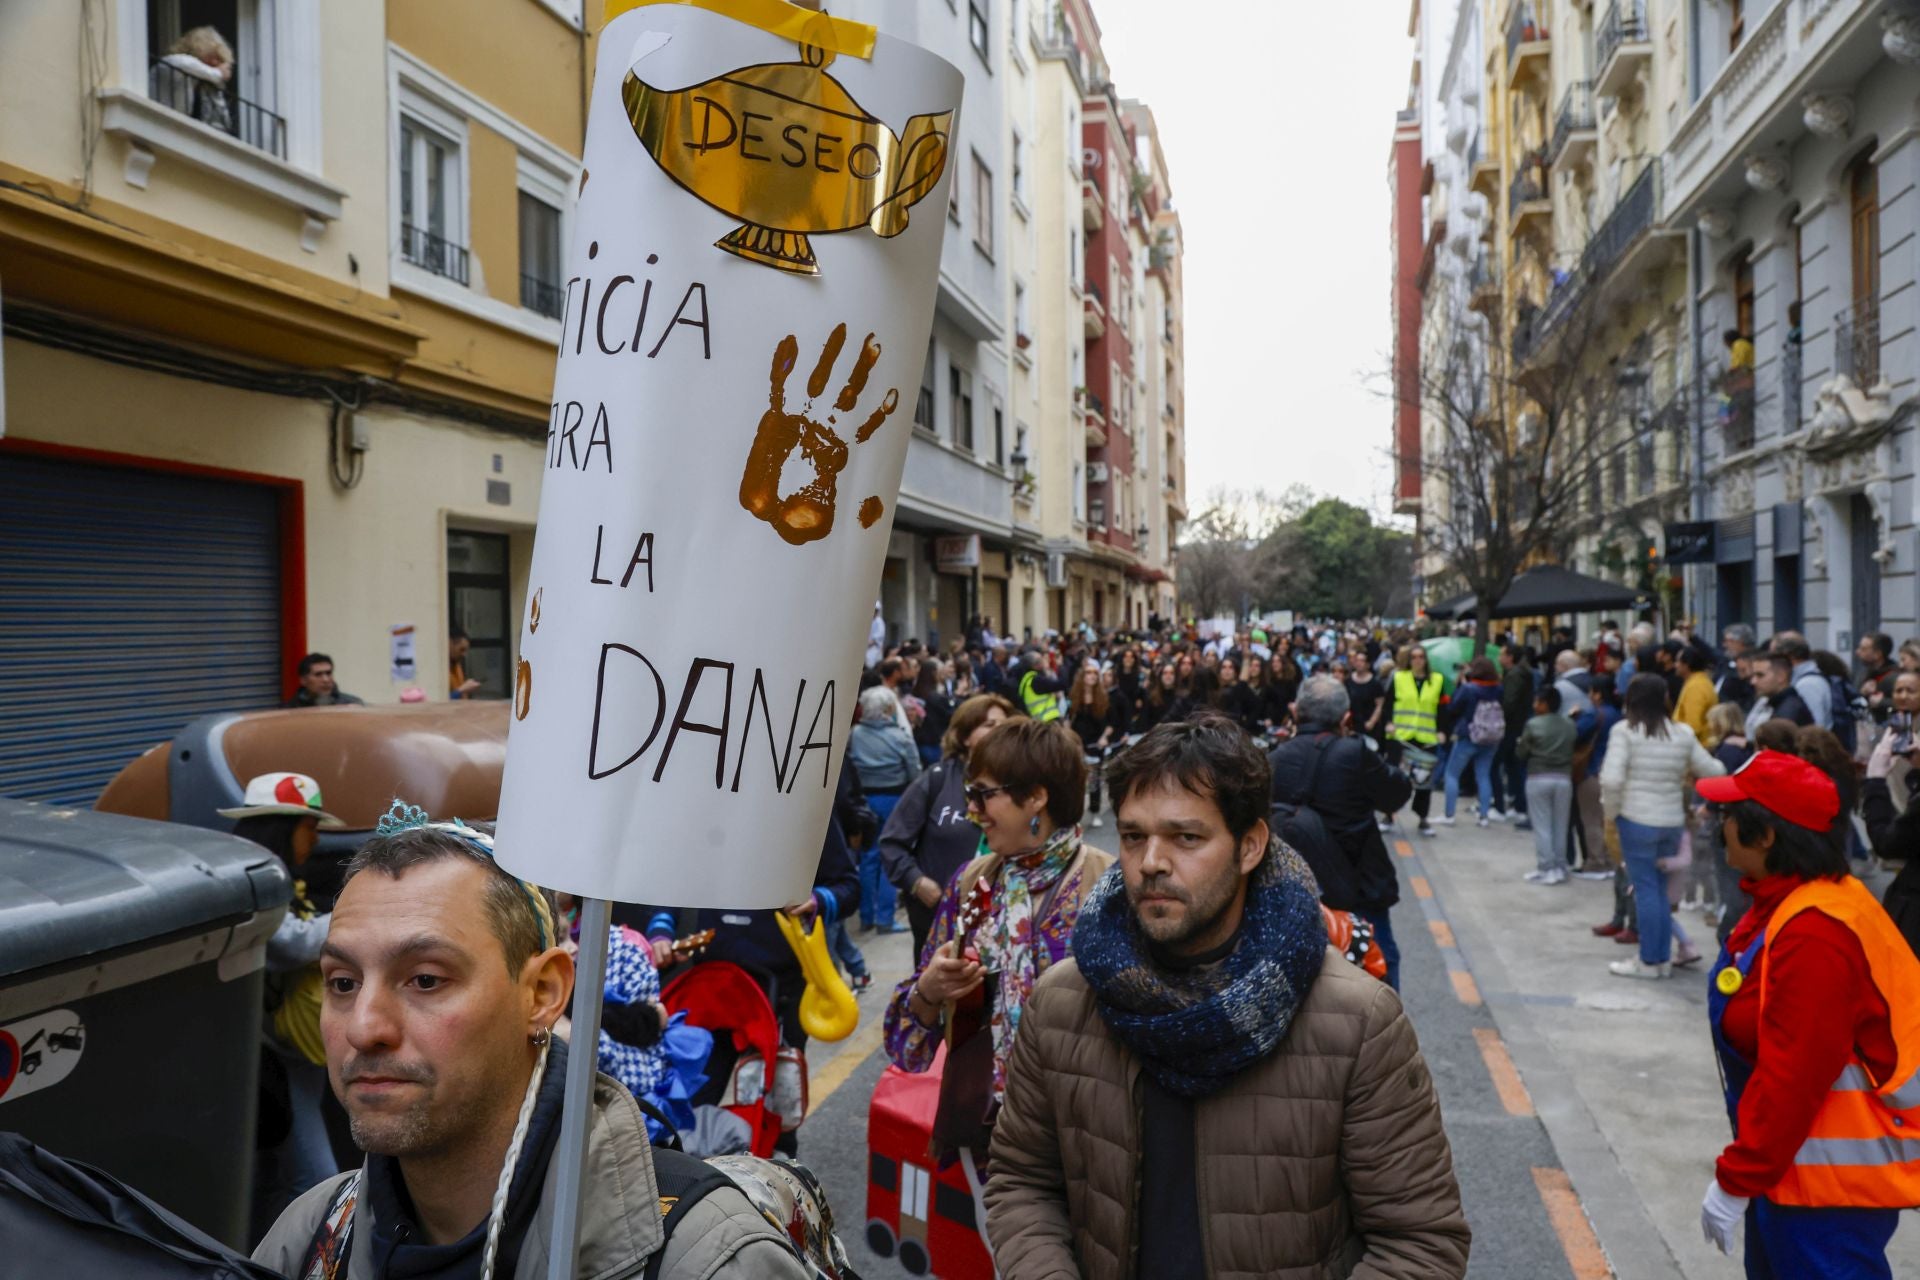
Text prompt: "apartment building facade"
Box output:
[[0, 0, 586, 805]]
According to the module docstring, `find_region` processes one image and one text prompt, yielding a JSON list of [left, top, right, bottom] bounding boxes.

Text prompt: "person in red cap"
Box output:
[[1693, 749, 1920, 1273]]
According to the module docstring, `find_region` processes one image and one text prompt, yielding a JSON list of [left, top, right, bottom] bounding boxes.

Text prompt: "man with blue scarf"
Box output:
[[984, 714, 1469, 1278]]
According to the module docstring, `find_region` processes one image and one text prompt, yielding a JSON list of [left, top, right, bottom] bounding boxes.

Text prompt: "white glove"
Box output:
[[1700, 1179, 1747, 1255]]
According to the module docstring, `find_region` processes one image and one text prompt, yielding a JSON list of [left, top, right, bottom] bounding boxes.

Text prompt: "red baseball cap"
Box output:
[[1695, 749, 1840, 831]]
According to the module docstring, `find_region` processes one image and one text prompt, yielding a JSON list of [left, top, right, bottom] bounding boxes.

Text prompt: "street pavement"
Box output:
[[793, 818, 1920, 1277]]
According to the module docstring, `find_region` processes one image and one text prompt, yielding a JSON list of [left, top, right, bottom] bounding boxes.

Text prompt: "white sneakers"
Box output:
[[1609, 957, 1672, 980], [1476, 816, 1491, 828], [1573, 869, 1614, 881], [1523, 869, 1567, 885], [1489, 808, 1510, 822], [1436, 815, 1457, 827], [1088, 815, 1104, 828]]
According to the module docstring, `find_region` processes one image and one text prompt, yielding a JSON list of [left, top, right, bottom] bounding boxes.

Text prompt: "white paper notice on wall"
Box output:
[[390, 623, 417, 682], [494, 3, 962, 907]]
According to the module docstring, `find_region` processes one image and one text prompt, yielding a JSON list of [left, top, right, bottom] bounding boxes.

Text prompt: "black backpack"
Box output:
[[1826, 673, 1866, 753], [1270, 736, 1361, 910], [0, 1132, 283, 1280]]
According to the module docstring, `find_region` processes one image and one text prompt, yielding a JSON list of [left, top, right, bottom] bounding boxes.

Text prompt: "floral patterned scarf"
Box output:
[[972, 824, 1083, 1101]]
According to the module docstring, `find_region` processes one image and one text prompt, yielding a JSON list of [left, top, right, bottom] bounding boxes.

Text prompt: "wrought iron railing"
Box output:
[[148, 56, 286, 158], [1781, 339, 1803, 433], [1508, 155, 1547, 219], [1835, 298, 1881, 387], [1086, 280, 1105, 310], [1550, 82, 1594, 163], [1596, 0, 1649, 77], [1533, 166, 1655, 343], [401, 224, 471, 285], [1710, 360, 1756, 454], [1506, 3, 1548, 66], [520, 274, 564, 320]]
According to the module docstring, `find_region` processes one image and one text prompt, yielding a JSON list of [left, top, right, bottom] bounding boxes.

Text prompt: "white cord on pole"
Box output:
[[481, 1038, 550, 1280]]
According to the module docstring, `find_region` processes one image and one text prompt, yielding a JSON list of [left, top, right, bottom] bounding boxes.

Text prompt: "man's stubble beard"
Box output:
[[1130, 860, 1244, 949]]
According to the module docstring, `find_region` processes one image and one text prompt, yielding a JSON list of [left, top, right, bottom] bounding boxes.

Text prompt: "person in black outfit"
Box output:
[[1218, 658, 1262, 735], [1343, 653, 1385, 745], [911, 659, 955, 766], [1749, 652, 1814, 727], [1069, 664, 1128, 828], [1859, 670, 1920, 958], [1167, 666, 1220, 723], [1132, 662, 1180, 735], [1268, 674, 1414, 988]]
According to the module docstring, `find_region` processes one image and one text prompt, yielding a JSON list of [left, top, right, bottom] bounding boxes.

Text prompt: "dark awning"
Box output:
[[1488, 565, 1647, 618], [1424, 591, 1478, 620]]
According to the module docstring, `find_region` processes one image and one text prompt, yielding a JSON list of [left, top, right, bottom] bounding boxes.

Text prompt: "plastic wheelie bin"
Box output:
[[0, 797, 290, 1249]]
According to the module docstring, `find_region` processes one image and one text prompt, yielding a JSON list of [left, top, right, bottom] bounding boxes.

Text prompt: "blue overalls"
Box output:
[[1708, 935, 1900, 1279]]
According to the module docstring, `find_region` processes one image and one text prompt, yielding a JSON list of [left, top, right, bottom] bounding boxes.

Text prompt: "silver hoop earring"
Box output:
[[530, 1025, 551, 1048]]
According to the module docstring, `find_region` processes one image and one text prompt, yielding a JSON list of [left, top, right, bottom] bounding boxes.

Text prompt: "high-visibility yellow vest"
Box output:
[[1390, 670, 1442, 745], [1019, 669, 1062, 722]]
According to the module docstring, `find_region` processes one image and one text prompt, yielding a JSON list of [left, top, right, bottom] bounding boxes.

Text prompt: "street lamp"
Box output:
[[1009, 443, 1028, 473], [1134, 520, 1150, 545]]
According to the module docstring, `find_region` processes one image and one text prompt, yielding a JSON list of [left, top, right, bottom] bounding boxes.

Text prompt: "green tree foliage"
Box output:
[[1179, 488, 1412, 619]]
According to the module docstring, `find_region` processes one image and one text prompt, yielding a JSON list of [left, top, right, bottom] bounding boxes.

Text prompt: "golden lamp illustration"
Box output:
[[622, 41, 953, 275]]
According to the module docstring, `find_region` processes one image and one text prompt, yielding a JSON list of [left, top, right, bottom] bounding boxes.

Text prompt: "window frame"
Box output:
[[516, 151, 572, 319], [969, 0, 992, 66], [395, 94, 470, 282], [972, 151, 994, 261], [950, 364, 976, 453]]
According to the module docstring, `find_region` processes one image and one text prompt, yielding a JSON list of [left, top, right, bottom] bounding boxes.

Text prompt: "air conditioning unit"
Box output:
[[1087, 461, 1110, 484], [1046, 552, 1068, 588]]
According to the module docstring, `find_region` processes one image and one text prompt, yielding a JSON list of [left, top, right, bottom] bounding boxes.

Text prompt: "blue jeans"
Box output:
[[1745, 1198, 1898, 1279], [1616, 817, 1681, 966], [1356, 907, 1399, 991], [858, 791, 903, 929], [828, 919, 868, 979], [1443, 740, 1496, 818]]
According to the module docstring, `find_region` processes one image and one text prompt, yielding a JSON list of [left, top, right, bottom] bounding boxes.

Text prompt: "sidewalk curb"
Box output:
[[1403, 822, 1688, 1280]]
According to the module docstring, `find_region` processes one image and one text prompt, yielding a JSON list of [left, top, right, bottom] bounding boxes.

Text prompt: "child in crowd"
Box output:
[[1517, 686, 1576, 885]]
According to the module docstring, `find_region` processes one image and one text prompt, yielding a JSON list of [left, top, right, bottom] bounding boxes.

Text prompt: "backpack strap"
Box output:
[[296, 1170, 363, 1280], [641, 1149, 739, 1280]]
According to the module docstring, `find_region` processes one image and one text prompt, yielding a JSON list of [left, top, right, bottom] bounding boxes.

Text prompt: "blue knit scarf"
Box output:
[[1072, 839, 1328, 1098]]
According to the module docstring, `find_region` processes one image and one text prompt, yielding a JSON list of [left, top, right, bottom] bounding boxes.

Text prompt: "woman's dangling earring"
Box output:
[[1029, 812, 1042, 835]]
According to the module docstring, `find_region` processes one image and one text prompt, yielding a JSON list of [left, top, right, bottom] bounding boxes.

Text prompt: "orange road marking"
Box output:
[[1394, 838, 1414, 857], [1531, 1167, 1612, 1278], [1411, 876, 1433, 899], [1450, 969, 1482, 1006], [1474, 1027, 1533, 1116], [1429, 920, 1455, 948]]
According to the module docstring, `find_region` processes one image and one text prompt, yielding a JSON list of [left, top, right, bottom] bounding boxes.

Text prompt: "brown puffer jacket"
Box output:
[[984, 948, 1469, 1279]]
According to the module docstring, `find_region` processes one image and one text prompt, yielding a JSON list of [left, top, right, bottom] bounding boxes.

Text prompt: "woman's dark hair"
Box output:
[[1713, 798, 1849, 879], [967, 717, 1088, 827], [1465, 656, 1498, 682], [1536, 685, 1562, 713], [231, 814, 308, 862], [1755, 717, 1800, 753], [1105, 712, 1270, 841], [1622, 673, 1672, 739], [941, 692, 1020, 757], [1812, 650, 1850, 680], [1188, 666, 1221, 706], [1792, 726, 1858, 815]]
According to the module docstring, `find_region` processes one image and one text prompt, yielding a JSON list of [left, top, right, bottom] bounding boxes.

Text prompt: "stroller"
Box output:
[[662, 960, 804, 1158]]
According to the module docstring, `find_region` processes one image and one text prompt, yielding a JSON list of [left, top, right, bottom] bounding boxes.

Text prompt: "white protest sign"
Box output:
[[496, 1, 962, 907]]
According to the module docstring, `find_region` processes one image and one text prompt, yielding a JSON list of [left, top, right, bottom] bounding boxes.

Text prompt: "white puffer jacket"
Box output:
[[1599, 719, 1727, 828]]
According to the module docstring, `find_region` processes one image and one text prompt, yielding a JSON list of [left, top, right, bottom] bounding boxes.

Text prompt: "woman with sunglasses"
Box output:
[[1694, 751, 1920, 1271], [883, 719, 1112, 1168]]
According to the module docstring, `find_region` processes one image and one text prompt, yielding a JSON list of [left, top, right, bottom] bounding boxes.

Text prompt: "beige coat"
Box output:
[[252, 1072, 808, 1280], [985, 950, 1469, 1279]]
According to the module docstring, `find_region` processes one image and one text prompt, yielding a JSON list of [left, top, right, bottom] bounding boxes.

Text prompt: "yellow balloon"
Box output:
[[775, 910, 859, 1042]]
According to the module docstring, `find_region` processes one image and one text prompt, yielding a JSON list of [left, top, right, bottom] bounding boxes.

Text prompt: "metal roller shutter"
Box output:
[[0, 454, 284, 806]]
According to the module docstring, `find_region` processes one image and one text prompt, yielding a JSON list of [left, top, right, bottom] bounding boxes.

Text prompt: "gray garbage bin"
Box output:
[[0, 797, 290, 1249]]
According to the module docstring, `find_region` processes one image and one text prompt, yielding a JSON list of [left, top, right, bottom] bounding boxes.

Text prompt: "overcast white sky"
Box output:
[[1091, 0, 1417, 522]]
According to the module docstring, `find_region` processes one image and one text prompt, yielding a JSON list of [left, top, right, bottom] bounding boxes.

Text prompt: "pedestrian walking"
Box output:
[[1600, 674, 1727, 978], [1386, 644, 1447, 836], [984, 715, 1469, 1278], [1440, 658, 1505, 828], [1069, 664, 1125, 829], [1494, 645, 1536, 828], [1516, 687, 1575, 886]]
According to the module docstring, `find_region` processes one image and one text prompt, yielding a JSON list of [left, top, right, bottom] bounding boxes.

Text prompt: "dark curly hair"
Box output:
[[1708, 798, 1849, 879], [1104, 711, 1270, 841]]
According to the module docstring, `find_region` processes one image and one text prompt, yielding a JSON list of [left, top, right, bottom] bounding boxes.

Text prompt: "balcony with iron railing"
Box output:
[[1549, 82, 1595, 168], [1505, 3, 1550, 78], [401, 223, 470, 286], [1508, 151, 1550, 231], [1836, 298, 1881, 389], [1083, 280, 1106, 339], [147, 56, 286, 158], [520, 274, 564, 320], [1595, 0, 1652, 97], [1714, 361, 1756, 455], [1530, 165, 1657, 350]]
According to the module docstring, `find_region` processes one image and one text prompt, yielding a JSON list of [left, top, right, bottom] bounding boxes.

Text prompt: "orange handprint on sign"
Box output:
[[739, 324, 900, 546]]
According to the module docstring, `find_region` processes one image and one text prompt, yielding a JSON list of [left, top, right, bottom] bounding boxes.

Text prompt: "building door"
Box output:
[[1850, 493, 1881, 643], [447, 530, 512, 699], [1849, 153, 1880, 383], [1772, 555, 1801, 634], [0, 452, 285, 805], [1714, 563, 1753, 638]]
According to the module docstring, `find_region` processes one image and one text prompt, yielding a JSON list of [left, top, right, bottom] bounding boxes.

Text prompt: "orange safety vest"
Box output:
[[1754, 876, 1920, 1208]]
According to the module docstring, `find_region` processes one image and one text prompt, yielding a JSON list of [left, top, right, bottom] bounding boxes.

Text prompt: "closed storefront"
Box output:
[[0, 449, 294, 806]]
